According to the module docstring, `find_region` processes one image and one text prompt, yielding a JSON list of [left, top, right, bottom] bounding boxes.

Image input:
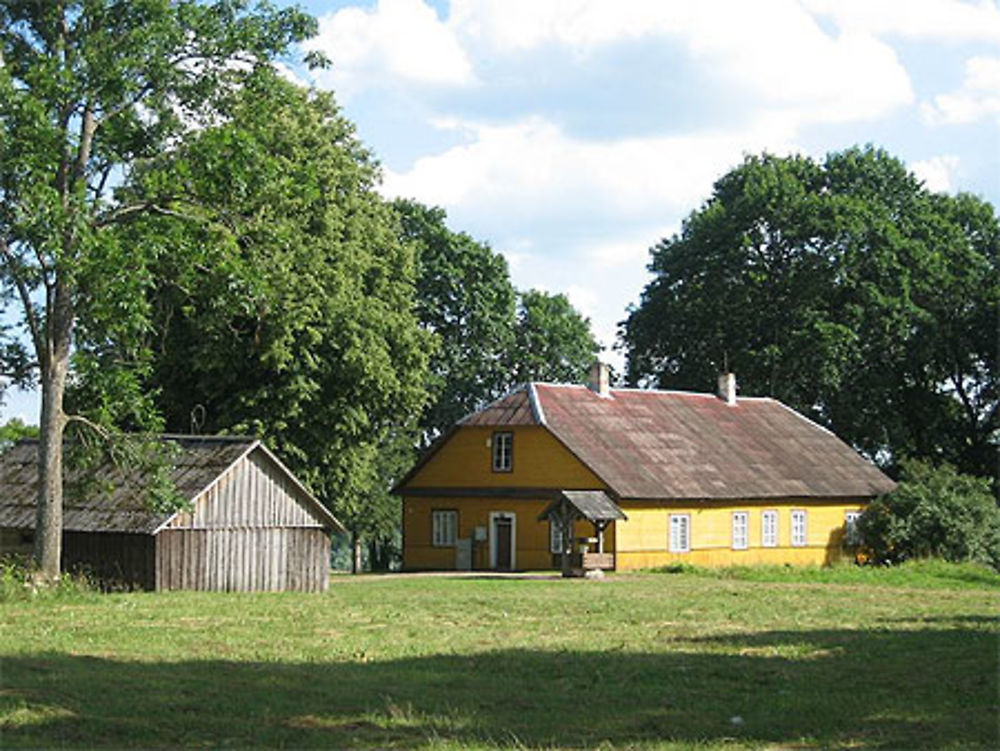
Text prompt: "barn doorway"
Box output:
[[489, 511, 516, 570]]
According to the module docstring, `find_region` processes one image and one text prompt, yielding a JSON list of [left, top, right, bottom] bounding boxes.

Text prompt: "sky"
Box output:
[[3, 0, 999, 424]]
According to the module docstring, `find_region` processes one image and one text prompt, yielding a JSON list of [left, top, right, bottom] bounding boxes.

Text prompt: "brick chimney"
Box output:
[[588, 361, 611, 398], [717, 372, 737, 406]]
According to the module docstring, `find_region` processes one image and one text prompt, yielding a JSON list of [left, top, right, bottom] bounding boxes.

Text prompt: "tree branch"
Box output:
[[95, 201, 202, 228], [65, 413, 112, 441], [0, 236, 44, 360]]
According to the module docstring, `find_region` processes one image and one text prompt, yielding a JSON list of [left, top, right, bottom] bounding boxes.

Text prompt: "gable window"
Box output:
[[844, 510, 862, 546], [669, 514, 691, 553], [761, 510, 778, 548], [791, 509, 807, 547], [431, 509, 458, 547], [732, 511, 749, 550], [492, 431, 513, 472]]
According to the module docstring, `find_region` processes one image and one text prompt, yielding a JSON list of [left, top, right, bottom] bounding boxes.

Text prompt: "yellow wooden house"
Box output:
[[395, 365, 895, 572]]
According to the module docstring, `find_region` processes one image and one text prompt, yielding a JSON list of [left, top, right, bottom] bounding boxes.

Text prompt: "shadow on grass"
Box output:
[[2, 625, 996, 749]]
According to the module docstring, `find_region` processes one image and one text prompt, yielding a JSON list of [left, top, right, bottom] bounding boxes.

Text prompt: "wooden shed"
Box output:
[[0, 436, 342, 591]]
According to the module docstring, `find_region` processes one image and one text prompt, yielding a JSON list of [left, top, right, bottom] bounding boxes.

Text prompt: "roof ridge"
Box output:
[[456, 384, 529, 425], [527, 383, 547, 426]]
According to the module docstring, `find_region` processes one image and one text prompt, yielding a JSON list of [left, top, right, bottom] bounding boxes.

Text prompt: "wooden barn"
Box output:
[[0, 436, 342, 591]]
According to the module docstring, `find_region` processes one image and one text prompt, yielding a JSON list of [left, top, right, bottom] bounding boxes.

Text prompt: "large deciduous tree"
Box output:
[[0, 0, 316, 578], [511, 289, 600, 384], [621, 147, 998, 477], [114, 75, 433, 572], [395, 200, 604, 442], [394, 199, 516, 440]]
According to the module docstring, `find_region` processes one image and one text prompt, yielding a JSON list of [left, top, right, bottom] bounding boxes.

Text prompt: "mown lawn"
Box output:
[[1, 562, 998, 749]]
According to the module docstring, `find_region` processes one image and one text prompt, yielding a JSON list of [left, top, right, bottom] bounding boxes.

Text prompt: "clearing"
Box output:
[[1, 562, 997, 749]]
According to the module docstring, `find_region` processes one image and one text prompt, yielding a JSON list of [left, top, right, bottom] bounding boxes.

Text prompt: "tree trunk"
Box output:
[[34, 353, 68, 581], [33, 275, 73, 582]]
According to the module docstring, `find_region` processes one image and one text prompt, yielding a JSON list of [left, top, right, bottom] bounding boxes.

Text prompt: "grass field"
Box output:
[[1, 561, 998, 749]]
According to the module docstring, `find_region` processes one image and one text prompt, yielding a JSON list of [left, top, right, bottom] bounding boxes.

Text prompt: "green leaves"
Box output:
[[622, 146, 999, 477], [858, 460, 1000, 570], [512, 289, 600, 385], [396, 199, 601, 440], [121, 77, 432, 545]]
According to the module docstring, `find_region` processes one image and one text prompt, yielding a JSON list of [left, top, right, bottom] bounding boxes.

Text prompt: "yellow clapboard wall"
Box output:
[[615, 500, 864, 569], [405, 426, 604, 489]]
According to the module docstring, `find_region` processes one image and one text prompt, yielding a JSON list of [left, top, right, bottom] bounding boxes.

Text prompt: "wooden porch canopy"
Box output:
[[538, 490, 627, 526], [539, 491, 626, 576]]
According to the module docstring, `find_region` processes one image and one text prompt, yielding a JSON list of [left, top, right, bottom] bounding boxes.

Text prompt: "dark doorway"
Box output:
[[494, 514, 513, 570]]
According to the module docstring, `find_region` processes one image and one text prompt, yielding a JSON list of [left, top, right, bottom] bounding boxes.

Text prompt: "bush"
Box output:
[[858, 460, 1000, 570], [0, 556, 96, 602]]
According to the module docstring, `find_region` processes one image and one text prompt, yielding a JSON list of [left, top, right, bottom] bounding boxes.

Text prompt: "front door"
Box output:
[[491, 512, 516, 570]]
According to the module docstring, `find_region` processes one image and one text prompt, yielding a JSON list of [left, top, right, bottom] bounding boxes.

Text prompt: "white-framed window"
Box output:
[[791, 509, 807, 547], [761, 510, 778, 548], [431, 509, 458, 547], [844, 510, 862, 546], [492, 431, 513, 472], [669, 514, 691, 553], [732, 511, 749, 550], [550, 517, 567, 554]]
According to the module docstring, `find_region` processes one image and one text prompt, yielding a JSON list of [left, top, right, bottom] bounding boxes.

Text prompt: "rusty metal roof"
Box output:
[[458, 385, 539, 426], [449, 384, 896, 500], [0, 436, 339, 534]]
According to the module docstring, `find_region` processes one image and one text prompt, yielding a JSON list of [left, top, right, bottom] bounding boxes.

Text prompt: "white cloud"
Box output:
[[564, 284, 599, 319], [922, 56, 1000, 125], [306, 0, 476, 97], [381, 116, 798, 227], [910, 155, 961, 192], [803, 0, 1000, 43], [448, 0, 914, 125], [585, 230, 669, 269]]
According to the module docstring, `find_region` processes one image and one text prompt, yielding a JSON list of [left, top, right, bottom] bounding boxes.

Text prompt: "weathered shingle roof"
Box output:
[[438, 384, 895, 501], [539, 490, 627, 523], [0, 436, 340, 534]]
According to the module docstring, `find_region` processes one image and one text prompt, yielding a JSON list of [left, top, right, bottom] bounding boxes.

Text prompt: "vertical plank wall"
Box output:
[[156, 450, 331, 592]]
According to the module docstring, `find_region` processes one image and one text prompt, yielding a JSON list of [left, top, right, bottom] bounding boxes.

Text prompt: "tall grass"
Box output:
[[0, 556, 97, 603], [648, 557, 1000, 589]]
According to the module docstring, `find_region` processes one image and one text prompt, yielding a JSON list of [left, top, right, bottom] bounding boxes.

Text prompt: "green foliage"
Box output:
[[120, 75, 432, 547], [858, 460, 1000, 569], [64, 432, 188, 515], [395, 199, 516, 438], [622, 147, 999, 477], [512, 289, 601, 384], [0, 556, 96, 603], [0, 418, 37, 453], [396, 200, 601, 440], [0, 0, 317, 575]]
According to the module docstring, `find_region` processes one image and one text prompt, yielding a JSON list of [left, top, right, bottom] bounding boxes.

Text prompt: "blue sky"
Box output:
[[3, 0, 999, 424]]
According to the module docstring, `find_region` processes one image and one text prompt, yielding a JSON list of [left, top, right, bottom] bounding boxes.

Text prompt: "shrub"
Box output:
[[858, 459, 1000, 570], [0, 555, 96, 602]]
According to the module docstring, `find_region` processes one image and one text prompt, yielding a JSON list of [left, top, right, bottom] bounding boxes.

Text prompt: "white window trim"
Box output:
[[791, 509, 808, 547], [669, 513, 691, 553], [431, 509, 458, 547], [550, 517, 567, 554], [844, 510, 862, 546], [489, 511, 517, 570], [732, 511, 749, 550], [492, 432, 513, 472], [761, 510, 778, 548]]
